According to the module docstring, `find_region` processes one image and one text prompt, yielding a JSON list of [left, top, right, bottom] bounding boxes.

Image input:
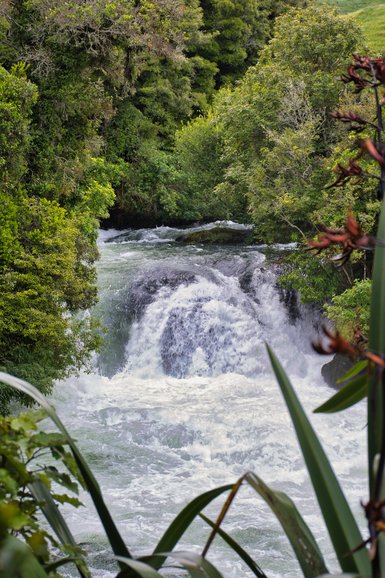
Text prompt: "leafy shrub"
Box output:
[[327, 278, 371, 339], [0, 407, 89, 577]]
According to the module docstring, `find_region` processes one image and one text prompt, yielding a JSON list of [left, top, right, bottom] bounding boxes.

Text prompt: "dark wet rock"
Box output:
[[175, 226, 253, 244], [126, 268, 197, 319], [160, 303, 207, 378], [321, 354, 356, 389], [98, 268, 197, 377], [105, 230, 139, 243], [278, 286, 301, 323], [239, 270, 254, 294]]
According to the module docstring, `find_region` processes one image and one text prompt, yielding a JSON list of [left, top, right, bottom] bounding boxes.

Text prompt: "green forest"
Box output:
[[0, 0, 381, 405], [2, 0, 385, 575], [0, 0, 311, 406]]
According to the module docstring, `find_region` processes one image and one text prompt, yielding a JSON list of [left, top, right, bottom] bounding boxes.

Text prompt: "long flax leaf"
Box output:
[[158, 552, 224, 578], [337, 360, 368, 383], [266, 346, 370, 577], [0, 535, 50, 578], [29, 479, 89, 578], [118, 553, 224, 578], [368, 197, 385, 493], [115, 558, 164, 578], [245, 472, 328, 578], [314, 373, 368, 414]]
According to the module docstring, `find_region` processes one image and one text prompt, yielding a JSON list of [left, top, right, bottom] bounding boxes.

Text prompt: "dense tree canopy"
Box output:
[[0, 0, 205, 405], [0, 0, 375, 404], [0, 63, 113, 410], [0, 0, 304, 404], [162, 3, 378, 339], [166, 5, 365, 236]]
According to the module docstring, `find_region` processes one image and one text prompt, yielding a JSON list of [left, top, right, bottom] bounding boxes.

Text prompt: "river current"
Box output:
[[53, 222, 367, 578]]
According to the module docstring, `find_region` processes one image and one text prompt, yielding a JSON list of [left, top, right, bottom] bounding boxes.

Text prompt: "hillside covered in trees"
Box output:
[[0, 0, 382, 405]]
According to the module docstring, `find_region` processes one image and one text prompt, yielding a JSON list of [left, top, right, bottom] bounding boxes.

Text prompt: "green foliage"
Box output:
[[132, 58, 199, 143], [193, 0, 269, 85], [326, 278, 372, 338], [100, 0, 312, 223], [169, 3, 364, 233], [105, 101, 175, 222], [0, 63, 103, 406], [239, 5, 363, 240], [165, 113, 233, 220], [0, 408, 88, 576], [0, 0, 315, 236], [193, 0, 308, 87], [0, 61, 117, 406], [0, 64, 38, 184], [246, 117, 326, 241], [265, 6, 361, 75], [279, 249, 341, 304], [0, 194, 102, 410], [316, 94, 380, 232]]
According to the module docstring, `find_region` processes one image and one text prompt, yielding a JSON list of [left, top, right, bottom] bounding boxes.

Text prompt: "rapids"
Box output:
[[53, 222, 367, 578]]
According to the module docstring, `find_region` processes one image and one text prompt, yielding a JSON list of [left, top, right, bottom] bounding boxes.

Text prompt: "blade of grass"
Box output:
[[368, 198, 385, 494], [336, 360, 368, 384], [199, 513, 268, 578], [314, 373, 367, 414], [0, 372, 131, 564], [29, 479, 89, 578], [245, 472, 328, 578], [266, 346, 370, 577]]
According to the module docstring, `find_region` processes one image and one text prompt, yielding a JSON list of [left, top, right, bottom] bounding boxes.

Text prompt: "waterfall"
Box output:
[[53, 223, 366, 578]]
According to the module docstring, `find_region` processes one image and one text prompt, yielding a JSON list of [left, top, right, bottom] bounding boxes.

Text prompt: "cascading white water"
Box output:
[[53, 223, 367, 578]]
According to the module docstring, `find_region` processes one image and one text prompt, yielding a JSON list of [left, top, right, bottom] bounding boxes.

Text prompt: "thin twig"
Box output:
[[201, 474, 248, 558]]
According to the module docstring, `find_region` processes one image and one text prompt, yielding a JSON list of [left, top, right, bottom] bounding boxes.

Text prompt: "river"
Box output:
[[52, 222, 367, 578]]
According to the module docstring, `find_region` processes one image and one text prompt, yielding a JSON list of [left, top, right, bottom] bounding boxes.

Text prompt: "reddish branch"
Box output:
[[312, 326, 385, 369], [308, 212, 374, 265], [342, 55, 385, 90]]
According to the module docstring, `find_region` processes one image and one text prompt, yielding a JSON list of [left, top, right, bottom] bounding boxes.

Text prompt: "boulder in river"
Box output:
[[321, 354, 356, 389], [175, 225, 253, 244]]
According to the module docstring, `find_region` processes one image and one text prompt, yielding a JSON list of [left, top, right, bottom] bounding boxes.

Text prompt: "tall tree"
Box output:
[[191, 0, 309, 87], [0, 0, 205, 404]]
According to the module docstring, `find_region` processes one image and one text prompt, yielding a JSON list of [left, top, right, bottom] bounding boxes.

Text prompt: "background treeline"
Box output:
[[0, 0, 378, 406], [0, 0, 308, 406], [164, 2, 380, 341]]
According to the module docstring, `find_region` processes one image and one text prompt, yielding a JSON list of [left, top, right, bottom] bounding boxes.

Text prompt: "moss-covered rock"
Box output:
[[175, 226, 253, 244]]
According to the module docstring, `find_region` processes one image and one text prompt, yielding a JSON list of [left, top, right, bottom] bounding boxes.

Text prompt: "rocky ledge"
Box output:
[[175, 225, 253, 244]]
